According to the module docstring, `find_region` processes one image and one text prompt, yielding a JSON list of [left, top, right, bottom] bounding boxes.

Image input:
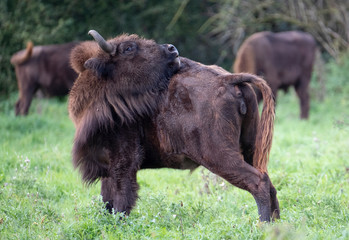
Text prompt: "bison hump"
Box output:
[[70, 41, 99, 73]]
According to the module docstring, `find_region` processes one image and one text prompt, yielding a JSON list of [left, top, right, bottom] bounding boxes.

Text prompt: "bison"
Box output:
[[68, 30, 280, 222], [233, 31, 317, 119], [10, 41, 79, 116]]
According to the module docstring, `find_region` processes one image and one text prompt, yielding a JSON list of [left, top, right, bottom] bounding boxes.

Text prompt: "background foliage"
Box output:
[[1, 0, 349, 97]]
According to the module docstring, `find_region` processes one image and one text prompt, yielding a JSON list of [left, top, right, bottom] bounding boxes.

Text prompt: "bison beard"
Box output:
[[69, 31, 280, 222]]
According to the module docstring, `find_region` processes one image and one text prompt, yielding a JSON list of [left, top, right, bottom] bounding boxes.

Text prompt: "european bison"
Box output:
[[233, 31, 317, 119], [68, 30, 279, 222], [11, 41, 79, 116]]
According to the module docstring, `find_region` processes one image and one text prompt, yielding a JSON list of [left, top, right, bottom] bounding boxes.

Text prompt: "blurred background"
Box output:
[[1, 0, 348, 98]]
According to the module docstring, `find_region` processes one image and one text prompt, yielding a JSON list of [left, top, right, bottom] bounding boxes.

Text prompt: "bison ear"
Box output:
[[84, 58, 115, 79], [70, 41, 99, 74]]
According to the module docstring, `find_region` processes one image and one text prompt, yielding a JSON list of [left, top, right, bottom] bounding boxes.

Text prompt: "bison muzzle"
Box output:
[[68, 30, 280, 222]]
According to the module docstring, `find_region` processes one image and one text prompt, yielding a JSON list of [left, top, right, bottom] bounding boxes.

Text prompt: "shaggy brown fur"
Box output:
[[152, 58, 279, 221], [233, 31, 316, 119], [69, 33, 279, 222], [156, 59, 274, 173], [11, 41, 79, 116], [68, 33, 180, 185]]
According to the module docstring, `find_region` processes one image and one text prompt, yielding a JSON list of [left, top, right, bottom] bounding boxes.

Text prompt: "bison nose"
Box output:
[[164, 44, 179, 57], [167, 44, 176, 53]]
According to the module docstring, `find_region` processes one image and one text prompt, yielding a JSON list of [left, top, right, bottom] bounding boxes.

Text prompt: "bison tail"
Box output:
[[250, 75, 275, 173], [10, 41, 33, 65], [222, 73, 275, 172]]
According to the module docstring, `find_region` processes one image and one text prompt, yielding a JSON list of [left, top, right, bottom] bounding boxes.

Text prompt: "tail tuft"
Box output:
[[10, 41, 34, 65], [220, 73, 275, 172], [250, 76, 275, 172]]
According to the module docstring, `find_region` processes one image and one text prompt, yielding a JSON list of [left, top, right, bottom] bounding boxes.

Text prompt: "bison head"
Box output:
[[71, 30, 180, 94], [69, 30, 181, 133]]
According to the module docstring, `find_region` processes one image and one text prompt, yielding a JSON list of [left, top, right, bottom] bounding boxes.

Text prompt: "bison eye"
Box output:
[[121, 42, 137, 55]]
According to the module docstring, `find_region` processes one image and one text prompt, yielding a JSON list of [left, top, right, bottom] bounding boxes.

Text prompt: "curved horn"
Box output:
[[88, 30, 114, 54]]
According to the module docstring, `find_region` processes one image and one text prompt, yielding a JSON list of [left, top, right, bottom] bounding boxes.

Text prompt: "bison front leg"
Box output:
[[101, 130, 142, 215], [101, 174, 139, 215]]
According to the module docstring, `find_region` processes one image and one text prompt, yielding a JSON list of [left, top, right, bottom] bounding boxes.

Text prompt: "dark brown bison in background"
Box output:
[[68, 30, 279, 222], [233, 31, 317, 119], [10, 41, 79, 116]]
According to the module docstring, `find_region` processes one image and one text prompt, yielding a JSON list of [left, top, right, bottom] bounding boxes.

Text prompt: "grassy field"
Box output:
[[0, 57, 348, 239]]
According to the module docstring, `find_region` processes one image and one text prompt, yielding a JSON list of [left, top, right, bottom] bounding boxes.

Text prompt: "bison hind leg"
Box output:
[[251, 172, 280, 221], [203, 153, 279, 222], [15, 100, 23, 116], [252, 172, 280, 222], [295, 75, 311, 119], [270, 182, 280, 220], [15, 85, 38, 116]]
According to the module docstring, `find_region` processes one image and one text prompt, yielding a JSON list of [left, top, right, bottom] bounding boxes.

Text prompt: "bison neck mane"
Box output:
[[69, 72, 171, 184], [98, 64, 178, 127], [105, 80, 168, 125]]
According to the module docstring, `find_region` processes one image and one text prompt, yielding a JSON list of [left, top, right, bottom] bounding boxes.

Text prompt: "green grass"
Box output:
[[0, 57, 349, 239]]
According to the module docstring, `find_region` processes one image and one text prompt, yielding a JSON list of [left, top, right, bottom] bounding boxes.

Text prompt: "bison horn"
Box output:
[[88, 30, 114, 54]]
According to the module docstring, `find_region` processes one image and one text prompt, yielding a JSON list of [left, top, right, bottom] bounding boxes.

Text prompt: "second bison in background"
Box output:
[[11, 41, 79, 116], [233, 31, 317, 119]]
